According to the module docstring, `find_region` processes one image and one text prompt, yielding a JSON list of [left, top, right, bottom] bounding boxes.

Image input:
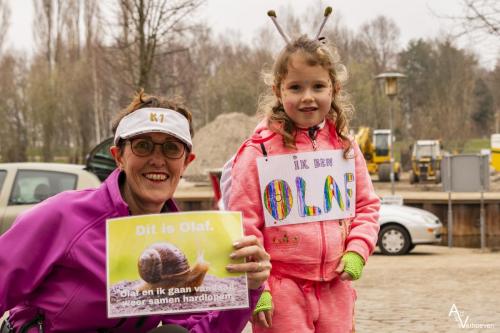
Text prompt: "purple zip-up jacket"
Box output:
[[0, 169, 261, 332]]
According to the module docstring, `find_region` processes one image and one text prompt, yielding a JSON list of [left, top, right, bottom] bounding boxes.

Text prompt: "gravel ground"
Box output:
[[244, 245, 500, 333]]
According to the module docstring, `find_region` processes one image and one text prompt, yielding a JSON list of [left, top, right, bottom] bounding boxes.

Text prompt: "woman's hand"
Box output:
[[226, 235, 271, 290]]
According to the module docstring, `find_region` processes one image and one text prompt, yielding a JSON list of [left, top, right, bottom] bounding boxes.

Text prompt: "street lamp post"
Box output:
[[375, 72, 405, 196]]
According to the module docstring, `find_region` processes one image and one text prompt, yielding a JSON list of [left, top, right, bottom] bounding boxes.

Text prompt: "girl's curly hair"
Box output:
[[259, 35, 353, 157]]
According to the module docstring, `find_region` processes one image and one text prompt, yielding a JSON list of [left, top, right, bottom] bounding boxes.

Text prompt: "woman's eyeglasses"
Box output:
[[127, 138, 186, 159]]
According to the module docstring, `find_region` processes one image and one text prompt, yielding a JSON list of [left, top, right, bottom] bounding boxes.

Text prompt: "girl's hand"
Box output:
[[253, 306, 274, 328], [334, 260, 354, 281], [226, 235, 271, 289]]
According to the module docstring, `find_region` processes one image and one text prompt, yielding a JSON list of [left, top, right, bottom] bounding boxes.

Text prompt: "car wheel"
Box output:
[[378, 225, 411, 255]]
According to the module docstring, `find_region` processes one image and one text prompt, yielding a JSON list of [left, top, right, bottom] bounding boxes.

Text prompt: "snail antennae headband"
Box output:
[[315, 6, 333, 39], [267, 6, 333, 43], [267, 10, 291, 44]]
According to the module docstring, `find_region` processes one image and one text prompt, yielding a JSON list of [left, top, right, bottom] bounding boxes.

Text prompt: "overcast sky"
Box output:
[[5, 0, 499, 69]]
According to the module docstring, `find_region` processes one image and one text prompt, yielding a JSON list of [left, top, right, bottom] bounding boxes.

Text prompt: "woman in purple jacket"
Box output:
[[0, 91, 270, 333]]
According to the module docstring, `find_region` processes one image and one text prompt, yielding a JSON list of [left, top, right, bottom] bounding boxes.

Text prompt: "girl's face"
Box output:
[[276, 52, 333, 128]]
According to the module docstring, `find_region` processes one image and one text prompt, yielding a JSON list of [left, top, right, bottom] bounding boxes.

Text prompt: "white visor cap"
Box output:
[[114, 108, 192, 149]]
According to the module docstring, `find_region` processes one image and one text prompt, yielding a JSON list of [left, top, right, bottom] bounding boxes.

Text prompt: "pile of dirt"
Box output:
[[185, 113, 260, 181]]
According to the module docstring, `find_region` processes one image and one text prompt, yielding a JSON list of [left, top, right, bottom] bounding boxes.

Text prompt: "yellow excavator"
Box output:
[[355, 127, 400, 182], [409, 140, 442, 184]]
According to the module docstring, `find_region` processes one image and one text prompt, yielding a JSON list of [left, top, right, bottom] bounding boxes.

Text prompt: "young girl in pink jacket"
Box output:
[[225, 9, 380, 333]]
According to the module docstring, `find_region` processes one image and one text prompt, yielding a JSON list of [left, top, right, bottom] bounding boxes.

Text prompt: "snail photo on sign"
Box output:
[[105, 211, 249, 318]]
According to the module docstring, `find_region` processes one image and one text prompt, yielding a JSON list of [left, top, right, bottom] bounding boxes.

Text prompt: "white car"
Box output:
[[0, 138, 118, 236], [0, 163, 102, 235], [378, 203, 443, 255]]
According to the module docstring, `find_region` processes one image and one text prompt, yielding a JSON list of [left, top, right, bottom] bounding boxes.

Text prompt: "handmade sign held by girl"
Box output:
[[225, 7, 381, 333], [256, 149, 355, 227]]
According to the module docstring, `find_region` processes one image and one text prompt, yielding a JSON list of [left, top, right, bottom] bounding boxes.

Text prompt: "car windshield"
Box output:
[[9, 170, 77, 205]]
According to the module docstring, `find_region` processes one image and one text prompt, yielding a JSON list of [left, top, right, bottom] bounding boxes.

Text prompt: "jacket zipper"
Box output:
[[307, 126, 319, 151], [307, 126, 326, 279], [319, 223, 327, 281]]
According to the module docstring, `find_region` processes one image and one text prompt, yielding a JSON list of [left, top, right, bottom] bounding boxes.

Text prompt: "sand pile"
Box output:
[[185, 112, 260, 181]]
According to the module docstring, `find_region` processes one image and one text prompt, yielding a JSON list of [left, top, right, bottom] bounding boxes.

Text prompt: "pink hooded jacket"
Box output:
[[227, 119, 380, 283]]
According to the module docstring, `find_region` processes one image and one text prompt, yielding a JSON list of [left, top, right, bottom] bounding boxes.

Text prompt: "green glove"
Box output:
[[342, 252, 365, 280], [253, 291, 272, 315]]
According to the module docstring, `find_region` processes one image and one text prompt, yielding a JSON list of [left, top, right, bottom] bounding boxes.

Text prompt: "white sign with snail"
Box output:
[[106, 211, 248, 317]]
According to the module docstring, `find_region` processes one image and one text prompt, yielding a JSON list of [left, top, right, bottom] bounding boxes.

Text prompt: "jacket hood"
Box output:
[[250, 118, 276, 143], [250, 117, 341, 145]]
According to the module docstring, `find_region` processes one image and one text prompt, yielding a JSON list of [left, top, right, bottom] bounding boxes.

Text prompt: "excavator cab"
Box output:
[[410, 140, 442, 184], [355, 127, 400, 182], [373, 129, 400, 182], [373, 130, 391, 162]]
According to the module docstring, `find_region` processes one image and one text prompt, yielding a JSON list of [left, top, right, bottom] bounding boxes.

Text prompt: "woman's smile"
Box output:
[[143, 172, 169, 182]]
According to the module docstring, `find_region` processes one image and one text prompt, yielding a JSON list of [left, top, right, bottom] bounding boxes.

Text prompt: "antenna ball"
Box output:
[[324, 7, 333, 16], [267, 10, 277, 17]]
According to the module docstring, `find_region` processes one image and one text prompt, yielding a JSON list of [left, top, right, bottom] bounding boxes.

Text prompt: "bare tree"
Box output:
[[0, 54, 29, 162], [456, 0, 500, 37], [110, 0, 204, 91], [0, 0, 10, 52], [33, 0, 63, 72], [31, 0, 60, 161], [31, 0, 98, 162], [357, 16, 401, 129], [359, 16, 401, 73], [84, 0, 105, 143]]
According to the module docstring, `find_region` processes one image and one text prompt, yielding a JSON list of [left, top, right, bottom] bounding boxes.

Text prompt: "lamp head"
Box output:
[[375, 72, 406, 98]]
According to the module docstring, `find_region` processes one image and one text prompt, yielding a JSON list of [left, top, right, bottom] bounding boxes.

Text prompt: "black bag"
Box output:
[[0, 319, 14, 333], [0, 313, 44, 333]]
